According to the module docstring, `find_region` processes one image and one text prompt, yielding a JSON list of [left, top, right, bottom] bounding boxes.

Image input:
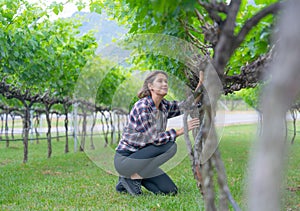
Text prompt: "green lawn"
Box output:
[[0, 124, 299, 211]]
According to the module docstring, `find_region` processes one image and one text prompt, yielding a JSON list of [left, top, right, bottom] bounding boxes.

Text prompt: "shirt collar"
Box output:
[[146, 96, 167, 113]]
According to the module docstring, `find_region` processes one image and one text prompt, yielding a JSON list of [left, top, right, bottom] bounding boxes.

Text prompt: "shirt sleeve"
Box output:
[[164, 100, 182, 119], [134, 107, 177, 145]]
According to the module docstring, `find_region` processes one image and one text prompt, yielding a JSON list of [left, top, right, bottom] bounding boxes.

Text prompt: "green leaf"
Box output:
[[254, 0, 278, 5], [90, 2, 103, 14]]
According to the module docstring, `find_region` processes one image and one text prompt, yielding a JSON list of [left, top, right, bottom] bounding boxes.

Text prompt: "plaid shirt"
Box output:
[[116, 96, 182, 152]]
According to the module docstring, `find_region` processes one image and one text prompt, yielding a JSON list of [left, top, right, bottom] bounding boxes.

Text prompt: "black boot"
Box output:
[[116, 176, 127, 193], [120, 177, 142, 196]]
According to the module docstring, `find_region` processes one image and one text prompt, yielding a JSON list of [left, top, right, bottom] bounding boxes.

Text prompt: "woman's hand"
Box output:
[[194, 71, 204, 105], [175, 118, 200, 137], [195, 71, 204, 91]]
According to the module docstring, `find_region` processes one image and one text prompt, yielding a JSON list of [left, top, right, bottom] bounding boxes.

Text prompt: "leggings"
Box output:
[[114, 141, 178, 194]]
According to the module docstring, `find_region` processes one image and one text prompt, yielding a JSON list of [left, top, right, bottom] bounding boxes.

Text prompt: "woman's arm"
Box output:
[[135, 108, 177, 145]]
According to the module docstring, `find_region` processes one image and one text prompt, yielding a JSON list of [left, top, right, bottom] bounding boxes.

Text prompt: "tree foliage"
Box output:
[[102, 0, 276, 81], [0, 0, 98, 162], [0, 0, 97, 101]]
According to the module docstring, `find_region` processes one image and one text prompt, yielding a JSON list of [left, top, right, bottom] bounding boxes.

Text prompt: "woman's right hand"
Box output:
[[195, 71, 204, 91]]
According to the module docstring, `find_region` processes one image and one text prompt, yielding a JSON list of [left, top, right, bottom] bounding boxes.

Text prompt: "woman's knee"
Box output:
[[143, 172, 178, 195]]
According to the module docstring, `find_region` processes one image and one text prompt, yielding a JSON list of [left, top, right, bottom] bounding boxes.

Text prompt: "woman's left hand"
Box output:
[[175, 118, 200, 137], [187, 118, 200, 131]]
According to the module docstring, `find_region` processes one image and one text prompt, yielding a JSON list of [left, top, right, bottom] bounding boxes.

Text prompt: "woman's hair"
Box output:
[[137, 70, 168, 99]]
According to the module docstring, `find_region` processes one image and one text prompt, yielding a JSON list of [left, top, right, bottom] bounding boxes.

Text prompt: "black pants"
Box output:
[[114, 141, 178, 194]]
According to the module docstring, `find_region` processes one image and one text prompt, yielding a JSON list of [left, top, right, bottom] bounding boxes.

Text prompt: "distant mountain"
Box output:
[[71, 11, 128, 51]]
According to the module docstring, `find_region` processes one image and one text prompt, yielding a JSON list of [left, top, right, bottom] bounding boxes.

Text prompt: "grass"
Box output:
[[0, 124, 299, 211]]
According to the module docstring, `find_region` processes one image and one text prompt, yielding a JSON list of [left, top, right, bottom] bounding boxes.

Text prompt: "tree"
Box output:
[[0, 0, 97, 162], [248, 1, 300, 210], [95, 0, 283, 210]]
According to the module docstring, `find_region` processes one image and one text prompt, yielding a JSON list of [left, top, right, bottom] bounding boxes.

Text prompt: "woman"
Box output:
[[114, 70, 201, 196]]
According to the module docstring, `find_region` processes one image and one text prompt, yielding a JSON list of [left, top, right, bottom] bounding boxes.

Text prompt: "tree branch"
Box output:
[[224, 0, 241, 35], [234, 2, 282, 50], [223, 49, 273, 94], [194, 8, 208, 27], [179, 19, 211, 54], [213, 0, 241, 74], [199, 0, 229, 13], [198, 0, 228, 25]]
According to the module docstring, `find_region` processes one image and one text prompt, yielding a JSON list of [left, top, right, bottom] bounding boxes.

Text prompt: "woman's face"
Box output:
[[149, 73, 168, 97]]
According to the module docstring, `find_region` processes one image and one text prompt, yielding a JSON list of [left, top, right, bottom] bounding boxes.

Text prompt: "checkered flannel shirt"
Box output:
[[116, 96, 182, 152]]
